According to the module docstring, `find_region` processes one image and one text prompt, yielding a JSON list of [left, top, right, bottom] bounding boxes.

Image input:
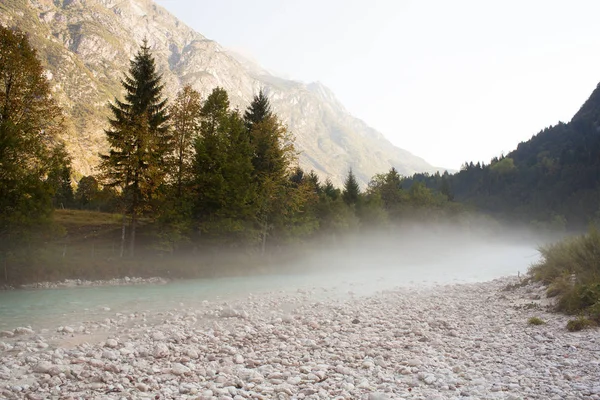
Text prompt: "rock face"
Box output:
[[0, 0, 440, 186]]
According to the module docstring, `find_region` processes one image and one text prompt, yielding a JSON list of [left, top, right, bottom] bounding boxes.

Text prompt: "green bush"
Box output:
[[566, 316, 593, 332], [529, 228, 600, 318], [587, 303, 600, 323], [528, 317, 545, 325], [530, 228, 600, 285], [546, 275, 571, 298]]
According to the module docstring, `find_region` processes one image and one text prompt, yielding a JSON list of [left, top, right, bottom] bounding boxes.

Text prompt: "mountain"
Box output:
[[405, 83, 600, 229], [0, 0, 440, 187]]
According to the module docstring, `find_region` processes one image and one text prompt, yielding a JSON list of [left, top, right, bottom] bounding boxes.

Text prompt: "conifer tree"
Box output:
[[193, 87, 256, 242], [243, 90, 298, 252], [243, 89, 272, 132], [342, 168, 361, 206], [100, 40, 171, 256], [323, 178, 340, 200]]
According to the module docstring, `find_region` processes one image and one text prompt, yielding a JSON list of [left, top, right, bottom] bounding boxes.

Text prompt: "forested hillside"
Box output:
[[404, 84, 600, 230]]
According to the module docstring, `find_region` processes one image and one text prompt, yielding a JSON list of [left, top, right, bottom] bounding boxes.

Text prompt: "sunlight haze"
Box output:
[[155, 0, 600, 170]]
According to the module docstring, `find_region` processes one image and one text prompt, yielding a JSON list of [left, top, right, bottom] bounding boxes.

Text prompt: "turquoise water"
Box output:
[[0, 242, 539, 331]]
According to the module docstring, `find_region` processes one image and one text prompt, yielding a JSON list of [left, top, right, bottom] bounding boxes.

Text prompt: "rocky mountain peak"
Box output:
[[0, 0, 441, 186]]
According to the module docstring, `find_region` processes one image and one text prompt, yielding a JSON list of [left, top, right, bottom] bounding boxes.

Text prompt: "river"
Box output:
[[0, 241, 539, 331]]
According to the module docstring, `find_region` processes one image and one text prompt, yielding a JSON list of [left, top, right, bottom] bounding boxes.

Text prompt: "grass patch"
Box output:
[[528, 316, 545, 325], [54, 209, 122, 227], [566, 316, 594, 332], [529, 227, 600, 322]]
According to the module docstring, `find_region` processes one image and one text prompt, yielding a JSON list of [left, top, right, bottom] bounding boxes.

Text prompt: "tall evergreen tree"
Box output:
[[243, 91, 299, 252], [193, 88, 256, 242], [99, 40, 171, 256], [243, 89, 272, 132], [342, 168, 361, 206]]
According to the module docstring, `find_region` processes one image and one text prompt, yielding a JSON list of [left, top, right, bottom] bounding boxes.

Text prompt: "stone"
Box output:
[[13, 327, 34, 335], [171, 363, 190, 376], [153, 343, 169, 358]]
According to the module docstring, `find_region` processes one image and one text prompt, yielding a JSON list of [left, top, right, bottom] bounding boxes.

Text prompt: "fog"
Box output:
[[0, 222, 550, 331]]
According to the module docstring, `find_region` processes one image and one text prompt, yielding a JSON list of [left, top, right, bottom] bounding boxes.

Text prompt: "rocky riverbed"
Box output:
[[0, 276, 598, 399]]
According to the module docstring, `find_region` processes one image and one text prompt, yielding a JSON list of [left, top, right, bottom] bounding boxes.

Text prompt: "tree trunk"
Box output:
[[120, 213, 126, 258], [130, 209, 137, 258], [261, 221, 267, 255]]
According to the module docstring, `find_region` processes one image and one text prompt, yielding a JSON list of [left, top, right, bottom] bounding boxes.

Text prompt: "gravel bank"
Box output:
[[0, 276, 598, 399], [16, 277, 169, 290]]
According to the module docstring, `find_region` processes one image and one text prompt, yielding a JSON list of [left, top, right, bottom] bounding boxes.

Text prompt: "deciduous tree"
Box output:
[[0, 26, 65, 242]]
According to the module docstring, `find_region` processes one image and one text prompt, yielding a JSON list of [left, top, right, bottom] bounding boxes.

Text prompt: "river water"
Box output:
[[0, 242, 539, 331]]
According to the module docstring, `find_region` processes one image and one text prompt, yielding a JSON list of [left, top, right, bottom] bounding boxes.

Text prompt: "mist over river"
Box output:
[[0, 240, 538, 332], [4, 235, 597, 400]]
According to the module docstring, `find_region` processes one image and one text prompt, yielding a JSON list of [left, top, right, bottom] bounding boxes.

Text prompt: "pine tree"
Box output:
[[99, 40, 171, 256], [342, 168, 361, 206]]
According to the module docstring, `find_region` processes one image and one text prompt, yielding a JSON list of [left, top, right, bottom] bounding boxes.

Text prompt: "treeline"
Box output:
[[76, 42, 462, 255], [0, 30, 463, 281]]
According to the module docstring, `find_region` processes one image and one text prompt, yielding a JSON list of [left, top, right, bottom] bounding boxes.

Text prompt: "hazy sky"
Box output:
[[155, 0, 600, 169]]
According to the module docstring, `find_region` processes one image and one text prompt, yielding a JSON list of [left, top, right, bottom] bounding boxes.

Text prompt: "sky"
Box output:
[[154, 0, 600, 170]]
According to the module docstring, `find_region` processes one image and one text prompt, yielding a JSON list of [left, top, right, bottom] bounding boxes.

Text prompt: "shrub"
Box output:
[[566, 316, 593, 332], [546, 275, 571, 298], [529, 228, 600, 285], [556, 283, 600, 314], [587, 303, 600, 323], [528, 317, 545, 325], [529, 228, 600, 317]]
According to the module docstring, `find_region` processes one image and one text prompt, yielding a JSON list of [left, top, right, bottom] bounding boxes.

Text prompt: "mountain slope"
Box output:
[[0, 0, 439, 186], [406, 82, 600, 228]]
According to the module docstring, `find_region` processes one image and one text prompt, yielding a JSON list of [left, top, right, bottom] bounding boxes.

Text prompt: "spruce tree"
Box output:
[[243, 89, 272, 132], [100, 40, 171, 256], [243, 90, 298, 252], [342, 168, 361, 206]]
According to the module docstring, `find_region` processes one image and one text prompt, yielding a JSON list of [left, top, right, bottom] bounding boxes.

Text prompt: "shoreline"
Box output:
[[1, 276, 599, 399], [0, 276, 169, 291]]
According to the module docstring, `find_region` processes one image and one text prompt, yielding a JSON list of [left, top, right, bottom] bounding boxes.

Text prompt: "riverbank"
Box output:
[[1, 276, 598, 399], [16, 276, 169, 290]]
